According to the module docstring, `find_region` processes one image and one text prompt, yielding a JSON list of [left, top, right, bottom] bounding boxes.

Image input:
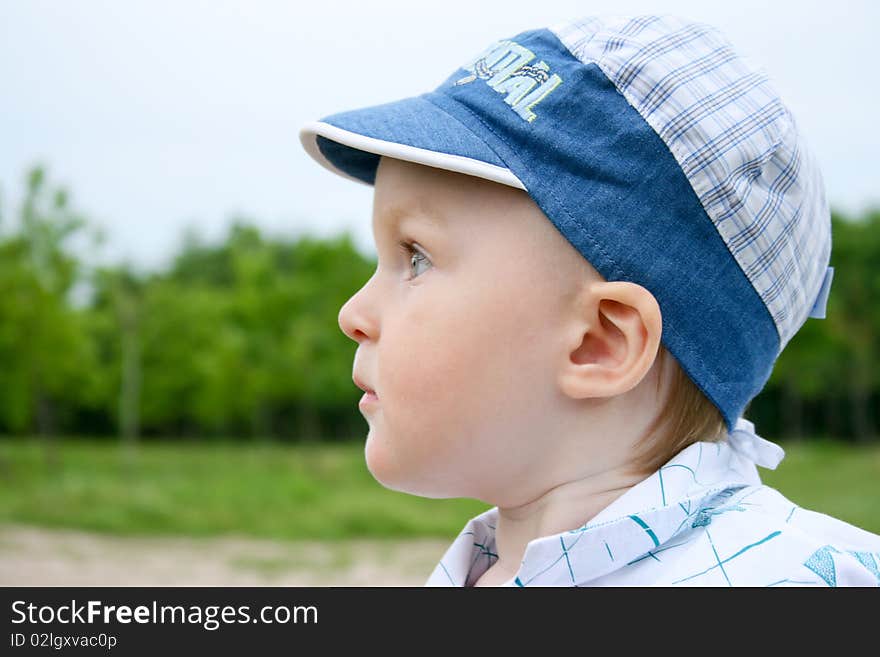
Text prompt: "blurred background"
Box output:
[[1, 0, 877, 585]]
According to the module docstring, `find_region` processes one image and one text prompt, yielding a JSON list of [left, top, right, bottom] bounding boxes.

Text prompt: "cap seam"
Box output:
[[548, 18, 786, 352], [588, 56, 784, 351]]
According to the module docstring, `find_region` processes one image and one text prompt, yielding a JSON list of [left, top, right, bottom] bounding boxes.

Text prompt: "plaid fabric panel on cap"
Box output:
[[549, 14, 831, 351]]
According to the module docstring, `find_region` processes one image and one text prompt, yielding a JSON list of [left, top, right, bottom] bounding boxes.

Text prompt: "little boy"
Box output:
[[299, 14, 880, 586]]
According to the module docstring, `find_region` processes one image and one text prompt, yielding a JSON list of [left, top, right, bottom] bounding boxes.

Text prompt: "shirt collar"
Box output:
[[426, 417, 785, 586]]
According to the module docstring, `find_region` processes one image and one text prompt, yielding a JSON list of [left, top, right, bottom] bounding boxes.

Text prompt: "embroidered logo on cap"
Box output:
[[453, 39, 562, 123]]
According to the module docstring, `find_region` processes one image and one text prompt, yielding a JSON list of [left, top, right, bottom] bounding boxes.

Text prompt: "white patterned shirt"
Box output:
[[425, 418, 880, 587]]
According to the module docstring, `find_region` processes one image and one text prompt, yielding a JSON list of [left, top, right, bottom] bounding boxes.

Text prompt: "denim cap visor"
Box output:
[[298, 15, 834, 434], [299, 96, 526, 191]]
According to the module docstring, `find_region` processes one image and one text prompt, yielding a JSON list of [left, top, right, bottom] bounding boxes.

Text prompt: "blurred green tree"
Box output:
[[0, 164, 874, 444], [0, 166, 103, 461]]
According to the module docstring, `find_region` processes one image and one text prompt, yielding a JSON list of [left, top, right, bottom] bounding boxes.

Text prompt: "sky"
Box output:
[[1, 0, 878, 275]]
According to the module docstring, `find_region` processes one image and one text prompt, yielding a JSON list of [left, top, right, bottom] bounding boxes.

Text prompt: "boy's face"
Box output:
[[338, 156, 597, 500]]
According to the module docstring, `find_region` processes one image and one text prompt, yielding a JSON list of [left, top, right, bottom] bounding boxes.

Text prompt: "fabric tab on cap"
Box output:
[[727, 417, 785, 470], [808, 266, 834, 319]]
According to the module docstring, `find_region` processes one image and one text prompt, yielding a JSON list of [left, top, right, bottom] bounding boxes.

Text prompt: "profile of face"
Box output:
[[339, 157, 662, 504], [337, 155, 615, 501]]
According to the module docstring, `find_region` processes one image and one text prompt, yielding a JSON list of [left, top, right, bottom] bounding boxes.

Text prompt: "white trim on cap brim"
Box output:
[[298, 121, 527, 191]]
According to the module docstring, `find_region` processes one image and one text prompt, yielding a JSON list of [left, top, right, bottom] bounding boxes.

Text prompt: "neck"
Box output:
[[491, 468, 644, 579]]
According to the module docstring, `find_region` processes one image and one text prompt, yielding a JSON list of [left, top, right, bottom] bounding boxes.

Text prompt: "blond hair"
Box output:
[[624, 345, 729, 479], [559, 244, 729, 478]]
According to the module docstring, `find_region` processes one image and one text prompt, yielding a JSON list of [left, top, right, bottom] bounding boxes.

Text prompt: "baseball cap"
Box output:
[[298, 14, 835, 433]]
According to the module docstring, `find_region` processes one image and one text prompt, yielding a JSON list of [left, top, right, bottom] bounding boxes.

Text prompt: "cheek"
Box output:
[[379, 289, 509, 430], [377, 280, 550, 456], [377, 301, 472, 460], [381, 290, 464, 400], [362, 295, 502, 494]]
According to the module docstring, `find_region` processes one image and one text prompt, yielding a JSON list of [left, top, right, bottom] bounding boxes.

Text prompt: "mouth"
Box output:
[[357, 388, 379, 413], [353, 375, 378, 398]]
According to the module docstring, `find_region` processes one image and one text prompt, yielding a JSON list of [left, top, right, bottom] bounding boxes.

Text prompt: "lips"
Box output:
[[353, 375, 377, 397]]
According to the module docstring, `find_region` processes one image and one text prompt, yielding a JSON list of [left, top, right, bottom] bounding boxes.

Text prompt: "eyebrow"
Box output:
[[373, 201, 445, 235]]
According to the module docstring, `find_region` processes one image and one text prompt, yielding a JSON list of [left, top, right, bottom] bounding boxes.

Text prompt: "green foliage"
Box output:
[[0, 166, 376, 439], [0, 167, 103, 433], [0, 164, 877, 441]]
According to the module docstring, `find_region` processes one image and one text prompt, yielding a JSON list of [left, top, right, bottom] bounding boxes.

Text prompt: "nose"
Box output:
[[338, 276, 378, 343]]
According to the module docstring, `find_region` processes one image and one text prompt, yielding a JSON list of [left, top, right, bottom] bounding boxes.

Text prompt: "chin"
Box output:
[[363, 433, 401, 488], [363, 440, 458, 499]]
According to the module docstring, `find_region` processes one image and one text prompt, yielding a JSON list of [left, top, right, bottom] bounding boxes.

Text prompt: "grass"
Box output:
[[0, 437, 490, 540], [758, 438, 880, 533], [0, 436, 878, 539]]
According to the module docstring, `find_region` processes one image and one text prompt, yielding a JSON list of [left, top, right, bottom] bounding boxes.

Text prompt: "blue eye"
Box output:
[[397, 240, 432, 279]]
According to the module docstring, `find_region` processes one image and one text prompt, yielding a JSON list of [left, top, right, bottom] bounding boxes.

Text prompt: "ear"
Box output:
[[557, 281, 662, 400]]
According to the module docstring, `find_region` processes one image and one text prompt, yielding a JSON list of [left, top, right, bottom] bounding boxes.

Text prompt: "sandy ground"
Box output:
[[0, 524, 451, 586]]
